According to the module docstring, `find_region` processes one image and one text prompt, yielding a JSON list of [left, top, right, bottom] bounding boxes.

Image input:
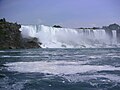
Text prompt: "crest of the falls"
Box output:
[[20, 25, 119, 48]]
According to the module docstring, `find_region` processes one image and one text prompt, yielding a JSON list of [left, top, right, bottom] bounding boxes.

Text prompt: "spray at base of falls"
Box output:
[[20, 25, 120, 48]]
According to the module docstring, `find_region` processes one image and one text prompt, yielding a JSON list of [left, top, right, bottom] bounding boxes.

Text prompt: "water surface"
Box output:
[[0, 48, 120, 90]]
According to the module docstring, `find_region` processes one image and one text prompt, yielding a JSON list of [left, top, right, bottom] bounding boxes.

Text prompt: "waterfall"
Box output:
[[20, 25, 119, 48]]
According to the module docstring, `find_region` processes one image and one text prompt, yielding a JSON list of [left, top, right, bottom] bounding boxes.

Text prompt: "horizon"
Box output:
[[0, 0, 120, 28]]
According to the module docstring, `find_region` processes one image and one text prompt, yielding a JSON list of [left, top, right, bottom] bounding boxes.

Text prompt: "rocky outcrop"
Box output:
[[53, 25, 62, 28], [0, 18, 41, 49], [103, 23, 120, 43], [21, 37, 41, 49], [0, 18, 21, 49], [103, 23, 120, 30]]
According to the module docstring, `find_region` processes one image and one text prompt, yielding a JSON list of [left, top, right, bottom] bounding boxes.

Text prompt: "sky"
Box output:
[[0, 0, 120, 28]]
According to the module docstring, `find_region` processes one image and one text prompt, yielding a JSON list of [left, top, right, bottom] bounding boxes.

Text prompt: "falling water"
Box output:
[[20, 25, 119, 48]]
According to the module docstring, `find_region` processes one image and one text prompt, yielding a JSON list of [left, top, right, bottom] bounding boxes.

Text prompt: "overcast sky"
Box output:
[[0, 0, 120, 28]]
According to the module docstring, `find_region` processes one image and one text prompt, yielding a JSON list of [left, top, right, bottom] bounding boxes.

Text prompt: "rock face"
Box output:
[[0, 18, 21, 49], [0, 18, 41, 49], [103, 23, 120, 43]]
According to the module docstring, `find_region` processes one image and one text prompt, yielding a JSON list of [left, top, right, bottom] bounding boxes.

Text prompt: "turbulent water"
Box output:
[[0, 25, 120, 90], [0, 48, 120, 90], [20, 25, 120, 48]]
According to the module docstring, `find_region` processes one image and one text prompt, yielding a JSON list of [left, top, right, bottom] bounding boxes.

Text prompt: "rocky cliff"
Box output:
[[0, 18, 41, 49]]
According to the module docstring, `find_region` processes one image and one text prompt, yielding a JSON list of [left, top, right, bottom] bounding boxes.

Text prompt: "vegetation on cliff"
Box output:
[[0, 18, 41, 49], [0, 18, 21, 49]]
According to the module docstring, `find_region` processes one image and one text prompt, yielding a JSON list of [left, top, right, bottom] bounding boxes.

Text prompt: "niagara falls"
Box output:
[[20, 24, 120, 48], [0, 0, 120, 90]]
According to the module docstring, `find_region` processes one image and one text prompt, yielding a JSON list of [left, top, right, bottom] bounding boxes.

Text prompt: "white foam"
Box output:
[[88, 56, 102, 59], [0, 51, 5, 52], [63, 74, 120, 83], [20, 25, 37, 38], [5, 61, 120, 74], [1, 55, 40, 58]]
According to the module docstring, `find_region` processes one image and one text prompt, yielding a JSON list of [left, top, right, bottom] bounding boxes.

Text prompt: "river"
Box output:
[[0, 48, 120, 90]]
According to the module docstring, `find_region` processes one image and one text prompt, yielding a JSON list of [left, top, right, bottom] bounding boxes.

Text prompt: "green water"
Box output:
[[0, 48, 120, 90]]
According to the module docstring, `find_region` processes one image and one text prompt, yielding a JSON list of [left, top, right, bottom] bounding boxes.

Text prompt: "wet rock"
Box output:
[[21, 37, 41, 49]]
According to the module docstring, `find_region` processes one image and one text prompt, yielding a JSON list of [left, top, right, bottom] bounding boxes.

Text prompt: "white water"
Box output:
[[5, 61, 120, 74], [5, 61, 120, 83], [20, 25, 119, 48]]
